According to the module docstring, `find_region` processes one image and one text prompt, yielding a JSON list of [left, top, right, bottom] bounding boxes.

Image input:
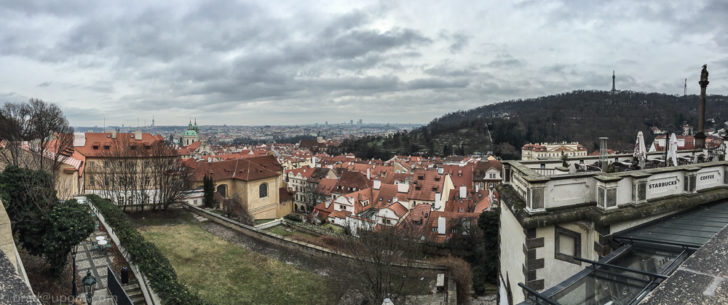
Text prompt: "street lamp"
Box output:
[[71, 245, 78, 297], [82, 270, 97, 305]]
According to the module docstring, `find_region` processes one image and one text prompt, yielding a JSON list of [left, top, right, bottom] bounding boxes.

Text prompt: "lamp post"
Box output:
[[82, 270, 97, 305], [71, 245, 78, 297]]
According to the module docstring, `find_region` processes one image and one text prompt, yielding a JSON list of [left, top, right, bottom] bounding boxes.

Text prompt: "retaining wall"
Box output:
[[184, 203, 448, 271]]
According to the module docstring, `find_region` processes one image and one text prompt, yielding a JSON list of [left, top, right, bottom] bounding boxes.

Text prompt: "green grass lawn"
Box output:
[[254, 218, 277, 225], [264, 225, 319, 242], [139, 222, 337, 305]]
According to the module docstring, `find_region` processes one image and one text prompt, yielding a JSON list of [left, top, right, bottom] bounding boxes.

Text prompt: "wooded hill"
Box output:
[[335, 90, 728, 160]]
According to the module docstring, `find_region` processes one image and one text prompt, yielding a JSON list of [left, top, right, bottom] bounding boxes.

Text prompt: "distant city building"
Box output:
[[182, 119, 200, 146], [520, 142, 587, 160]]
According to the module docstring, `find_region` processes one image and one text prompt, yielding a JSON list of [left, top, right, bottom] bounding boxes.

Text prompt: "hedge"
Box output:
[[87, 195, 211, 305]]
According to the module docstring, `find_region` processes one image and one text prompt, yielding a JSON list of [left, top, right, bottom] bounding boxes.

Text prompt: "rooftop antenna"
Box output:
[[103, 117, 106, 132]]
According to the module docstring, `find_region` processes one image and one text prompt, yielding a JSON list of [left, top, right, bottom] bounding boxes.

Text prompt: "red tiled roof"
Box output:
[[188, 158, 281, 182], [286, 166, 315, 179], [315, 178, 338, 195], [408, 169, 445, 201], [75, 132, 167, 157]]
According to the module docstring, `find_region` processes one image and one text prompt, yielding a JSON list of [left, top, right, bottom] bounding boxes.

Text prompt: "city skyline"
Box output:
[[1, 0, 727, 126]]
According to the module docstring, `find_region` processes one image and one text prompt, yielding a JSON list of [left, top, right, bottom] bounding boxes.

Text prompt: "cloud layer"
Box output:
[[1, 0, 726, 126]]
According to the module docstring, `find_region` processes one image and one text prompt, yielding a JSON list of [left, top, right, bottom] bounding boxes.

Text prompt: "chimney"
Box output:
[[73, 132, 86, 147], [696, 64, 709, 149], [367, 168, 371, 180], [111, 129, 117, 139], [312, 156, 316, 168], [459, 186, 467, 199], [437, 216, 446, 235], [599, 137, 608, 171], [435, 192, 441, 205], [373, 180, 381, 190], [135, 130, 142, 140]]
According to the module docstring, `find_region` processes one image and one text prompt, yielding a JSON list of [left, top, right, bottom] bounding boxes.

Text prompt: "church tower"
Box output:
[[182, 119, 199, 146]]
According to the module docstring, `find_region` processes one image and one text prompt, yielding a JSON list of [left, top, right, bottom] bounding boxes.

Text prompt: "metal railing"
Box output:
[[107, 266, 134, 305], [518, 282, 560, 305]]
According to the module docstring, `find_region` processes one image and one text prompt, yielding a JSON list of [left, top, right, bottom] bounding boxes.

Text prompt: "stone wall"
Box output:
[[0, 198, 30, 287]]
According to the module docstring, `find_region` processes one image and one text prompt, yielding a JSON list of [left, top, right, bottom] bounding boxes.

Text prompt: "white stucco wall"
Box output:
[[545, 177, 595, 208], [537, 222, 597, 290], [499, 205, 526, 304]]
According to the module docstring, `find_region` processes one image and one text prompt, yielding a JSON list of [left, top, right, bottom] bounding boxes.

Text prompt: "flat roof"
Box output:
[[614, 200, 728, 248], [520, 200, 728, 305]]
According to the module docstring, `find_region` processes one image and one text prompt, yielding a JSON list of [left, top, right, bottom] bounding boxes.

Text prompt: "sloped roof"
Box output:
[[75, 132, 167, 158], [188, 158, 280, 182]]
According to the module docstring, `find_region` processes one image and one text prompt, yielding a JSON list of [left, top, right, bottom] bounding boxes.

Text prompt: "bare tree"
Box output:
[[0, 99, 74, 191], [0, 102, 33, 167], [149, 140, 189, 210], [92, 133, 186, 211], [27, 99, 74, 178], [336, 224, 423, 304]]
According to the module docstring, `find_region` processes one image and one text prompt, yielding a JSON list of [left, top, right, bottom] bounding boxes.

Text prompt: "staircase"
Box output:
[[123, 279, 147, 305]]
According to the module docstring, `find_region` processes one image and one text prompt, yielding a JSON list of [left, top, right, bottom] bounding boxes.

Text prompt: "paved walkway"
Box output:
[[75, 229, 117, 305]]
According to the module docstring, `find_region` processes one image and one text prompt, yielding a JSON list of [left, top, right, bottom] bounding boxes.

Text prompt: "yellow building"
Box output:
[[189, 156, 292, 220]]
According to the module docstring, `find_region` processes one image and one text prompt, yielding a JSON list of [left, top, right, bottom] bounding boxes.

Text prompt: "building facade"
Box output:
[[498, 150, 726, 304], [521, 142, 588, 161]]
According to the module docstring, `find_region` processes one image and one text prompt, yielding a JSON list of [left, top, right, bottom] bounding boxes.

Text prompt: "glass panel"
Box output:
[[607, 189, 617, 207], [551, 246, 681, 305], [559, 234, 575, 255]]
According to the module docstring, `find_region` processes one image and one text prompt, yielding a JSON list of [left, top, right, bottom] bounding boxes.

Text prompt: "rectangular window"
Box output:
[[89, 176, 95, 186], [606, 188, 617, 207], [555, 226, 581, 265]]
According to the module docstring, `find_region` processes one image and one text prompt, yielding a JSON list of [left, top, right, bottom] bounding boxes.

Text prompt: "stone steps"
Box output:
[[122, 280, 147, 305]]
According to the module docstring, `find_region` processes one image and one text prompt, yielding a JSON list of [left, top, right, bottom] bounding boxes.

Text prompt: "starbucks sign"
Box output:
[[646, 175, 681, 199]]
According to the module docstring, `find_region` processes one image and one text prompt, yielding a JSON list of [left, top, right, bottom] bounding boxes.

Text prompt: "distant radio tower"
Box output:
[[684, 78, 687, 97], [611, 70, 616, 94]]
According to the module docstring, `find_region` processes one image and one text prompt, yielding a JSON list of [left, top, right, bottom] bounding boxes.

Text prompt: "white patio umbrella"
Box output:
[[634, 131, 647, 168], [666, 133, 679, 166]]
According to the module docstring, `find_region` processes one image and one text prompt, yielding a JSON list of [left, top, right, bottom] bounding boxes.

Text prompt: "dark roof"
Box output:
[[614, 200, 728, 248], [639, 225, 728, 304]]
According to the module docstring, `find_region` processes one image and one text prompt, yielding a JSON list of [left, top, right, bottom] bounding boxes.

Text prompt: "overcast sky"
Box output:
[[1, 0, 727, 127]]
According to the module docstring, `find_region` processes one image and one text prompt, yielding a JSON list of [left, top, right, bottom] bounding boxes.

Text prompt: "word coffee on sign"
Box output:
[[697, 170, 721, 189]]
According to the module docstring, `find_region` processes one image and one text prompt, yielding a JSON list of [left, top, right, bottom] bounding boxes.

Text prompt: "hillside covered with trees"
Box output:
[[336, 90, 728, 160]]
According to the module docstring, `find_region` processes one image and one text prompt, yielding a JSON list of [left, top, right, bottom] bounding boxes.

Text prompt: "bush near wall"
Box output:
[[87, 195, 210, 305]]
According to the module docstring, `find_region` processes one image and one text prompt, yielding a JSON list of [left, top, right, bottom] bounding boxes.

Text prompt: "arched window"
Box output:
[[217, 184, 227, 198], [259, 183, 268, 198]]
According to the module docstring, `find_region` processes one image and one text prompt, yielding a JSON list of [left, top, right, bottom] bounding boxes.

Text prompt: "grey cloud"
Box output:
[[449, 33, 469, 53], [0, 0, 726, 126], [37, 82, 51, 87]]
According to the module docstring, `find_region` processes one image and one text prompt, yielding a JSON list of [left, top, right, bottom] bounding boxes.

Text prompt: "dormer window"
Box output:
[[130, 145, 136, 150], [103, 145, 110, 150], [92, 145, 99, 150]]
